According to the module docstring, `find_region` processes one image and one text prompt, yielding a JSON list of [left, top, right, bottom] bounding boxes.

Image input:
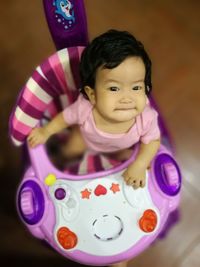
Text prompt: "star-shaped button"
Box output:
[[110, 183, 120, 194], [81, 188, 92, 199]]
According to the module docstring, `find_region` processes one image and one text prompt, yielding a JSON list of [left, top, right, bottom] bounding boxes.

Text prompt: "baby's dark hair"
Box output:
[[79, 29, 152, 97]]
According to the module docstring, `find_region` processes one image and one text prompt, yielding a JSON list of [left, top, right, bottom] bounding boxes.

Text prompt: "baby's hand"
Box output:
[[122, 162, 146, 189], [27, 127, 49, 148]]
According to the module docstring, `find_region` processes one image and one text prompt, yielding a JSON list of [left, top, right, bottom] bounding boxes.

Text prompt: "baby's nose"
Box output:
[[119, 96, 133, 103]]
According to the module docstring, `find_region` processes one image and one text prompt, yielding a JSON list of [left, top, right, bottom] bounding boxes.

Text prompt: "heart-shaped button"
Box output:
[[94, 185, 107, 196]]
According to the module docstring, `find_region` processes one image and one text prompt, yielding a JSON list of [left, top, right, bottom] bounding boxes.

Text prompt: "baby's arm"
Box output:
[[123, 139, 160, 189], [28, 112, 68, 148]]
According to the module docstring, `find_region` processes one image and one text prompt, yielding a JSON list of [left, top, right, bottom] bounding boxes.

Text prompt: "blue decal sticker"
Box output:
[[53, 0, 75, 29]]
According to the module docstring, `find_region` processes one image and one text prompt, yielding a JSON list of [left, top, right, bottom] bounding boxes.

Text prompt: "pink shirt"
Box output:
[[63, 94, 160, 153]]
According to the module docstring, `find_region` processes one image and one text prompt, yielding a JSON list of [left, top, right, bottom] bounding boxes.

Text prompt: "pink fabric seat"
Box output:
[[9, 46, 85, 146]]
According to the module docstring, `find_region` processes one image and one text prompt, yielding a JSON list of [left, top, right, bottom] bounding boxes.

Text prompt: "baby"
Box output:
[[28, 29, 160, 267], [28, 29, 160, 192]]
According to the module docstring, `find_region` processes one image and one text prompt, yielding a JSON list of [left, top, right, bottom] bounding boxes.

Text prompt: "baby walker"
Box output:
[[9, 1, 182, 266]]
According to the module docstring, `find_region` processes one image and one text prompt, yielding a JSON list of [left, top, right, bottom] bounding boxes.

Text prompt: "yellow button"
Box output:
[[45, 174, 56, 186]]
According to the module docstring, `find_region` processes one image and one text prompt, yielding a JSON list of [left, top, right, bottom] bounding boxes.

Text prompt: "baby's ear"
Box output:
[[84, 86, 96, 105]]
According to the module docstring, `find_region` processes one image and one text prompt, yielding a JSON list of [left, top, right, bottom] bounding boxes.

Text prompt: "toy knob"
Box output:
[[20, 190, 34, 215], [162, 162, 179, 186], [139, 209, 157, 233], [57, 227, 78, 249]]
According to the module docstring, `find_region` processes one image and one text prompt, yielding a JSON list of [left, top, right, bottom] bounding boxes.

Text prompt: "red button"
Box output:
[[57, 227, 78, 249], [139, 209, 157, 233]]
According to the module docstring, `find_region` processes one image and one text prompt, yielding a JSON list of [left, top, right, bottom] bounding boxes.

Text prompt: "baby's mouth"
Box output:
[[115, 107, 136, 111]]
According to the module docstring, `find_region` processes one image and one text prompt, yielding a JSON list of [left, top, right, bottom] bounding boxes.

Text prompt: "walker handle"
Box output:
[[43, 0, 89, 50]]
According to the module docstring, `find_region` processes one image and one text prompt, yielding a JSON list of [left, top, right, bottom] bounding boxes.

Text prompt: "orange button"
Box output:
[[139, 209, 157, 233], [57, 227, 78, 249]]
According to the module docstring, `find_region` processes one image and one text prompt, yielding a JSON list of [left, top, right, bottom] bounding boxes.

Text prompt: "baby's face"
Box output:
[[89, 56, 147, 124]]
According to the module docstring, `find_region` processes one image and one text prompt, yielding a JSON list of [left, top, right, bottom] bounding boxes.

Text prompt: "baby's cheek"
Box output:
[[139, 98, 147, 112]]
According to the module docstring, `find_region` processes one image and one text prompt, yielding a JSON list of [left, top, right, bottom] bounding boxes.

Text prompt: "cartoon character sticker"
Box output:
[[53, 0, 75, 29]]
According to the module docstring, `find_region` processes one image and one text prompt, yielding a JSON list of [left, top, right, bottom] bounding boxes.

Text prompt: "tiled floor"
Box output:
[[0, 1, 200, 266]]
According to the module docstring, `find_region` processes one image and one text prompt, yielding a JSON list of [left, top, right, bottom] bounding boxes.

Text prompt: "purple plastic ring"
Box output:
[[18, 180, 45, 225], [154, 153, 182, 196]]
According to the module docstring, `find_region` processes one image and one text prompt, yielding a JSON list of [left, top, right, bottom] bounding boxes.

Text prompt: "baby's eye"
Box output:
[[132, 86, 142, 91], [109, 87, 120, 92]]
